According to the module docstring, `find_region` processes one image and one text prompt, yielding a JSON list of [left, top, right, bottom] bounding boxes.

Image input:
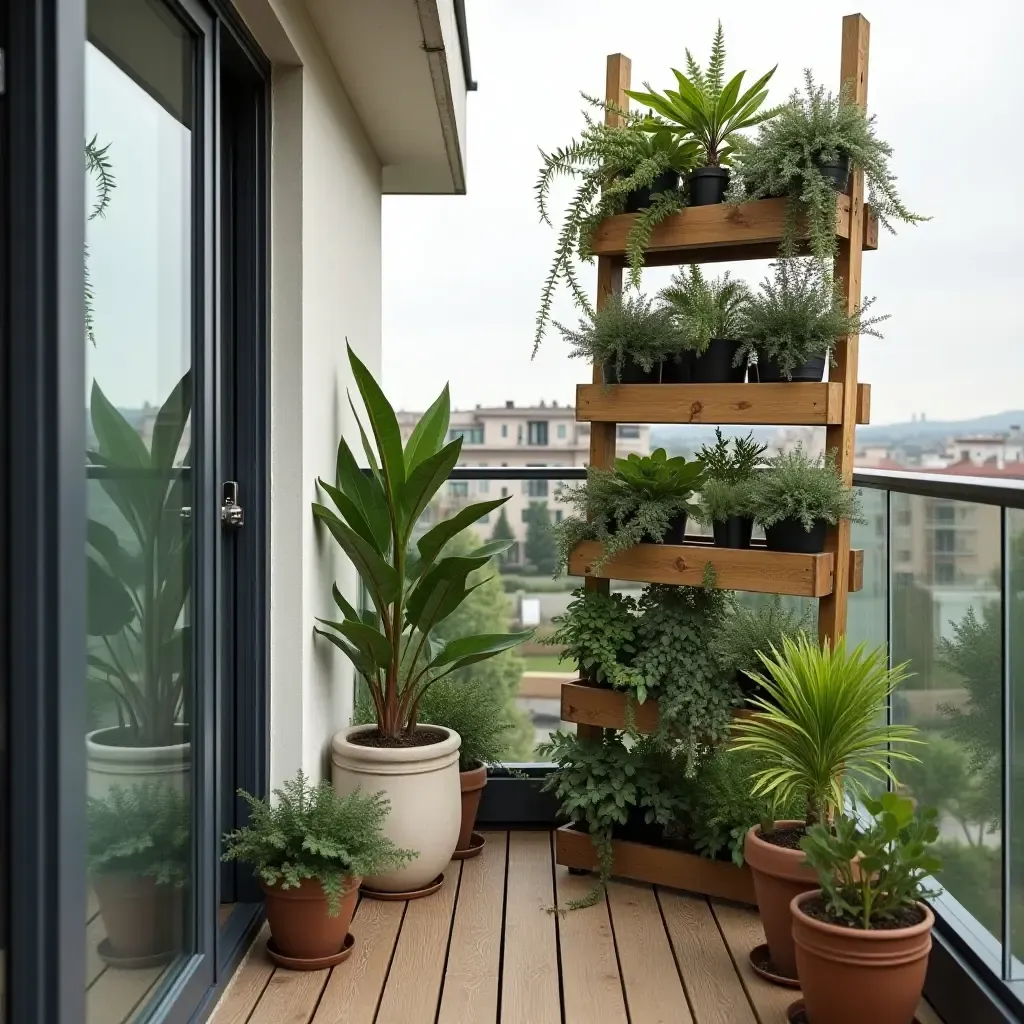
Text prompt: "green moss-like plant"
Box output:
[[659, 265, 750, 355], [709, 596, 815, 687]]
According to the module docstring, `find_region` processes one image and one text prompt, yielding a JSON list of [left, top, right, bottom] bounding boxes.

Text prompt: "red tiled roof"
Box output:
[[920, 458, 1024, 479]]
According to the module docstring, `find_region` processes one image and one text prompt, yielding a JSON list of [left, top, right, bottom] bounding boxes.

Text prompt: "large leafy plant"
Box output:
[[613, 448, 707, 499], [659, 266, 750, 354], [737, 260, 887, 379], [801, 793, 942, 929], [626, 22, 778, 167], [86, 372, 191, 748], [313, 345, 531, 739], [222, 771, 414, 915], [731, 635, 919, 826]]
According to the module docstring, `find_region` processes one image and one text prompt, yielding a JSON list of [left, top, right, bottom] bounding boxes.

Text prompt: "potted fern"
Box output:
[[695, 428, 767, 548], [627, 22, 778, 205], [729, 71, 927, 262], [556, 292, 681, 384], [659, 266, 750, 383], [738, 260, 888, 382], [748, 447, 864, 553], [222, 772, 413, 968]]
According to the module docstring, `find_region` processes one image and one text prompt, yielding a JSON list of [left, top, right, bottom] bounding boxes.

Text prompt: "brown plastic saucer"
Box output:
[[451, 833, 486, 860], [361, 873, 445, 901], [787, 999, 921, 1023], [266, 932, 354, 971], [750, 943, 801, 987], [96, 939, 174, 970]]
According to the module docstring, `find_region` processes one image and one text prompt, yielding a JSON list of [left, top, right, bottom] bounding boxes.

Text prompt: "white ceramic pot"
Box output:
[[331, 724, 461, 892], [86, 725, 190, 800]]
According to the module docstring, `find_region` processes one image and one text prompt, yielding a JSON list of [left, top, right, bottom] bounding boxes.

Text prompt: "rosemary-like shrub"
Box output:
[[222, 771, 414, 914], [729, 71, 928, 262], [710, 597, 815, 683], [737, 260, 888, 379], [697, 478, 752, 523], [416, 676, 516, 772], [659, 265, 750, 354], [695, 429, 766, 523], [748, 447, 865, 531], [556, 292, 681, 383]]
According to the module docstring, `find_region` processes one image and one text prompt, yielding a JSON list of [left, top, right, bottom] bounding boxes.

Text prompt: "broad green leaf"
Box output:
[[733, 66, 777, 111], [404, 384, 450, 472], [346, 343, 405, 498], [398, 439, 463, 540], [90, 379, 151, 470], [332, 581, 361, 623], [86, 558, 136, 636], [406, 557, 491, 634], [315, 616, 392, 667], [313, 626, 376, 680], [716, 70, 744, 120], [87, 519, 138, 587], [149, 371, 192, 472], [347, 394, 382, 483], [428, 630, 534, 672], [468, 539, 513, 560], [317, 478, 381, 553], [416, 496, 510, 569], [335, 435, 390, 553]]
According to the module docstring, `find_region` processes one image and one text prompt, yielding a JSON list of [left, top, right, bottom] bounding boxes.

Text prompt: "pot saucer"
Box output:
[[361, 873, 444, 901], [266, 932, 354, 971], [786, 999, 921, 1023], [96, 939, 174, 970], [750, 944, 800, 987], [452, 833, 486, 861]]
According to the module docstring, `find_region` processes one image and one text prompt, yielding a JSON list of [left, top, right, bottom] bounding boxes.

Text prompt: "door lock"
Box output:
[[221, 481, 244, 527]]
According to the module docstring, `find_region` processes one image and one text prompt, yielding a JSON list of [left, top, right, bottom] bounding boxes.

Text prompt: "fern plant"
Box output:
[[534, 97, 699, 351], [85, 136, 116, 346], [659, 266, 750, 354], [222, 771, 414, 914], [695, 429, 767, 524], [729, 71, 928, 261], [709, 597, 815, 687], [416, 676, 516, 772]]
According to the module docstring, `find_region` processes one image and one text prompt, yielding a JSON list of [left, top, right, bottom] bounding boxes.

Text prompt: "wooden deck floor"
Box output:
[[210, 831, 944, 1024]]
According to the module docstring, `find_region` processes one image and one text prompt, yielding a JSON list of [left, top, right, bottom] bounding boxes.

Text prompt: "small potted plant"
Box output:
[[87, 782, 188, 966], [222, 771, 413, 968], [792, 793, 942, 1024], [659, 266, 750, 383], [554, 450, 706, 571], [737, 260, 888, 382], [729, 71, 928, 262], [556, 292, 681, 385], [627, 22, 778, 206], [731, 635, 918, 984], [748, 446, 864, 553], [695, 428, 767, 547]]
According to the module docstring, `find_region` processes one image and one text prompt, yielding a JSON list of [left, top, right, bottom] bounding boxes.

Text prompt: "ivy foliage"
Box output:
[[222, 771, 415, 915], [659, 265, 750, 354]]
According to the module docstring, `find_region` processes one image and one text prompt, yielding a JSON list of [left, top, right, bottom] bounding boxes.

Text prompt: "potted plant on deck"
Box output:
[[747, 446, 864, 553], [315, 345, 531, 897], [793, 793, 941, 1024], [695, 428, 767, 547], [659, 266, 751, 383], [627, 22, 778, 206], [222, 771, 413, 969], [85, 372, 191, 799], [737, 260, 888, 382], [731, 635, 919, 984]]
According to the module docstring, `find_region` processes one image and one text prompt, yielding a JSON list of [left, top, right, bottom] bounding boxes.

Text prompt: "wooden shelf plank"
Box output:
[[561, 680, 660, 732], [589, 195, 879, 267], [569, 541, 836, 597], [576, 381, 871, 426]]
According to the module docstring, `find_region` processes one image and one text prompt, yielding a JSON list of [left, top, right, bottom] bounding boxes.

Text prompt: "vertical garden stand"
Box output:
[[555, 14, 874, 896]]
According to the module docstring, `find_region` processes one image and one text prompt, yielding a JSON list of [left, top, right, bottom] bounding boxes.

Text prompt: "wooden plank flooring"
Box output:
[[210, 831, 944, 1024]]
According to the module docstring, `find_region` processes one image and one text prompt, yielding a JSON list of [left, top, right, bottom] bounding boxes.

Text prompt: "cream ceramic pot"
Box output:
[[331, 724, 461, 892], [86, 725, 190, 800]]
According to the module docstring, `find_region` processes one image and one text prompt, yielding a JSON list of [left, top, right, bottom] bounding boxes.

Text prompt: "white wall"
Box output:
[[234, 0, 382, 791]]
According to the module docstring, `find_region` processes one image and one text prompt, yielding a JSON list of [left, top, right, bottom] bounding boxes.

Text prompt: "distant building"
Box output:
[[945, 425, 1024, 470], [397, 400, 651, 567]]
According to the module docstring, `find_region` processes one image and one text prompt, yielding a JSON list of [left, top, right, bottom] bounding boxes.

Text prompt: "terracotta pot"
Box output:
[[331, 724, 462, 892], [92, 873, 181, 959], [792, 890, 934, 1024], [457, 764, 488, 852], [262, 876, 359, 961], [743, 822, 818, 978]]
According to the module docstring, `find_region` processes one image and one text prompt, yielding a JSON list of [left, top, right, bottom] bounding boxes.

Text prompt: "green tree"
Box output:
[[490, 506, 516, 567], [523, 502, 559, 576]]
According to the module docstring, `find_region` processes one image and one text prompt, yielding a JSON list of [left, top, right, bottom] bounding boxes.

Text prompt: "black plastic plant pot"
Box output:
[[693, 338, 746, 384], [712, 515, 754, 549], [754, 353, 827, 383], [649, 512, 688, 545], [660, 351, 694, 384], [687, 166, 730, 206], [764, 517, 828, 554], [603, 355, 661, 384], [814, 151, 852, 192], [623, 170, 681, 214]]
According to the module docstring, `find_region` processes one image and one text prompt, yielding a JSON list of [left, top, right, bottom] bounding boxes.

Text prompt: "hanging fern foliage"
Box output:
[[85, 136, 116, 346]]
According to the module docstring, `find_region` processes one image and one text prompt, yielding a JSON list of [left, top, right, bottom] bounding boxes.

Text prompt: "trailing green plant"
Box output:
[[659, 266, 750, 354], [729, 71, 928, 261], [554, 451, 705, 571], [534, 96, 698, 350], [748, 446, 864, 531], [736, 260, 888, 379], [87, 783, 189, 886], [222, 771, 414, 914], [543, 588, 647, 698], [626, 22, 778, 168], [312, 344, 531, 740], [556, 292, 681, 384], [709, 596, 814, 688], [800, 793, 942, 929], [694, 428, 767, 524], [731, 635, 920, 826], [86, 372, 191, 748], [85, 136, 116, 346]]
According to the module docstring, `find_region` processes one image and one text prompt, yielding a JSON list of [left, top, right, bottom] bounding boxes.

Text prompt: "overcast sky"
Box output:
[[382, 0, 1023, 425]]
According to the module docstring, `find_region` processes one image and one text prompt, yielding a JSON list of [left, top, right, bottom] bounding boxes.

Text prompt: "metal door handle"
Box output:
[[178, 481, 244, 527]]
